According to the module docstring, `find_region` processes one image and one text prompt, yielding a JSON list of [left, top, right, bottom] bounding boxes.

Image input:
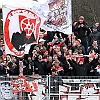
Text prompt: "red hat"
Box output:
[[79, 16, 84, 21], [43, 50, 48, 53]]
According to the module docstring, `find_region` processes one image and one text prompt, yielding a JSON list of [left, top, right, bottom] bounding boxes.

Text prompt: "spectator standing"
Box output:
[[23, 55, 35, 75], [88, 26, 100, 46], [72, 39, 86, 55], [42, 50, 49, 62], [57, 51, 70, 76], [34, 54, 47, 75], [91, 22, 100, 32], [95, 22, 100, 32], [47, 56, 53, 75], [7, 55, 19, 75], [34, 38, 46, 52], [61, 46, 68, 57], [94, 56, 100, 76], [75, 16, 90, 54], [31, 49, 38, 61], [0, 57, 6, 75], [50, 69, 62, 100], [53, 54, 58, 61], [67, 32, 76, 49], [88, 40, 100, 54], [19, 58, 32, 76], [51, 60, 64, 76], [6, 55, 11, 63], [19, 60, 24, 76], [67, 56, 98, 76]]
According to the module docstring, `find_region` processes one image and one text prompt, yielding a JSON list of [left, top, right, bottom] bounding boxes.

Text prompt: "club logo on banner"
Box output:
[[3, 6, 41, 57]]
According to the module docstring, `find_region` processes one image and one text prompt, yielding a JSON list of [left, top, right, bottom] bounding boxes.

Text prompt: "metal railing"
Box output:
[[0, 75, 100, 100]]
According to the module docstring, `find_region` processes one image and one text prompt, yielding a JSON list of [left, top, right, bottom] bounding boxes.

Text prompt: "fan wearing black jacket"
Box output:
[[75, 16, 91, 54], [67, 55, 98, 76]]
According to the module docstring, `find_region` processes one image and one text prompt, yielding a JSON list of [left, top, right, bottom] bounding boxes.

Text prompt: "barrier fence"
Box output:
[[0, 75, 100, 100]]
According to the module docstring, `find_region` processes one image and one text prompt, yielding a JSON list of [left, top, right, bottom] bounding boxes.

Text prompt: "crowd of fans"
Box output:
[[0, 16, 100, 76]]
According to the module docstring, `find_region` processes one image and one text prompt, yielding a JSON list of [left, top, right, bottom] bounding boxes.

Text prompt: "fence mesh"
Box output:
[[0, 75, 100, 100]]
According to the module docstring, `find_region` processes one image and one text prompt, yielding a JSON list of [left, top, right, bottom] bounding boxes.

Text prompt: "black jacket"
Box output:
[[8, 61, 19, 75], [58, 55, 70, 75], [0, 65, 5, 75], [75, 21, 90, 38], [34, 60, 47, 75], [89, 31, 100, 46], [0, 64, 14, 75], [50, 75, 62, 93], [68, 59, 97, 76]]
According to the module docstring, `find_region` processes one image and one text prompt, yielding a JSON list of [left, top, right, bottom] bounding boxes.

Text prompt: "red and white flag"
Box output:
[[2, 5, 41, 57]]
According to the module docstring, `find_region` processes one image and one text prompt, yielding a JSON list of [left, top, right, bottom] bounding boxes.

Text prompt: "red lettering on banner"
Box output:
[[12, 76, 33, 93]]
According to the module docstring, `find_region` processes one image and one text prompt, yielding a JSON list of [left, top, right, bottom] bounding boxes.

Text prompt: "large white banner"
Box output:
[[31, 0, 72, 34], [2, 0, 72, 57], [2, 5, 41, 57]]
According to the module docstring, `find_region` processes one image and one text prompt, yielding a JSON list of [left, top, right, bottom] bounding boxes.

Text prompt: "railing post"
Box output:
[[59, 85, 60, 100], [46, 75, 49, 100], [48, 75, 51, 100]]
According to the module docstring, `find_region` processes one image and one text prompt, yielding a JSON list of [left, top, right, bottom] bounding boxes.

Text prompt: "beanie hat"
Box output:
[[79, 16, 84, 21], [92, 25, 97, 29], [43, 50, 48, 53]]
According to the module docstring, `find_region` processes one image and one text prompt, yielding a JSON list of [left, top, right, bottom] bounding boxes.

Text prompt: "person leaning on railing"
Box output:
[[50, 69, 62, 100]]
